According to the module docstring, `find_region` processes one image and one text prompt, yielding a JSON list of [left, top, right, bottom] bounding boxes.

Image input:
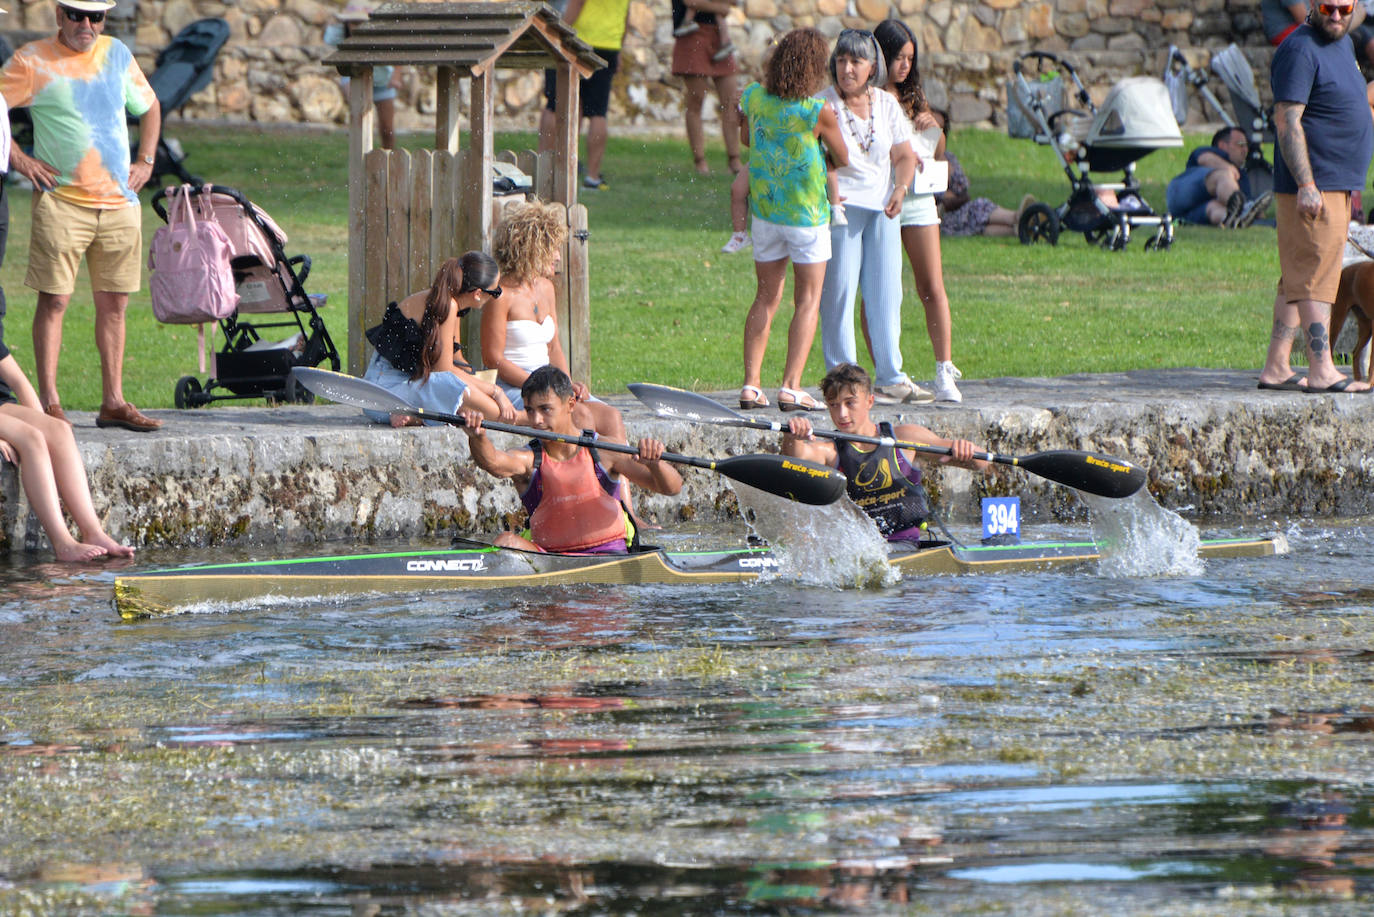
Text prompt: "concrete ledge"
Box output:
[[3, 368, 1370, 555]]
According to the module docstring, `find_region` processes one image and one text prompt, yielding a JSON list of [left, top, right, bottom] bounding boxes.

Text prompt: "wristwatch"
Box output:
[[141, 154, 154, 165]]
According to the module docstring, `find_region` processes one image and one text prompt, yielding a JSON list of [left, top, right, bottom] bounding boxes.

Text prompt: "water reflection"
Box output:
[[1, 521, 1373, 913]]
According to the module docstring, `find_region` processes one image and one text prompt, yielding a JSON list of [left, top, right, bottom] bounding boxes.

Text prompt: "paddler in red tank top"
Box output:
[[781, 363, 988, 544], [461, 365, 683, 553]]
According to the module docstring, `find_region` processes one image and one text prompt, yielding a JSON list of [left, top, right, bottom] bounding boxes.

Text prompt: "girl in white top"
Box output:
[[482, 201, 627, 442], [875, 18, 961, 403], [815, 28, 922, 406]]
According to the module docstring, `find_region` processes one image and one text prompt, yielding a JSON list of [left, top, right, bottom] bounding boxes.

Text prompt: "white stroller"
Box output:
[[1010, 51, 1182, 251]]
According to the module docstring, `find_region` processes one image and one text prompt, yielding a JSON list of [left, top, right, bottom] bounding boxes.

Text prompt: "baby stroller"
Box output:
[[1010, 51, 1181, 251], [151, 184, 341, 408], [138, 18, 232, 187]]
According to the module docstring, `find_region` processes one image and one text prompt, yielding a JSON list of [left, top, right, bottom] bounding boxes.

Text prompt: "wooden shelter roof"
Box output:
[[324, 1, 605, 76]]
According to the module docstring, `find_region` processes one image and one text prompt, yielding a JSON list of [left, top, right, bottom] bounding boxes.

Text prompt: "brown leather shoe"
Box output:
[[43, 404, 71, 425], [96, 401, 162, 432]]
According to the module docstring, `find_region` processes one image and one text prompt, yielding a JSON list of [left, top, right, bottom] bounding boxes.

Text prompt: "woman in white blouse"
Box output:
[[816, 29, 920, 406]]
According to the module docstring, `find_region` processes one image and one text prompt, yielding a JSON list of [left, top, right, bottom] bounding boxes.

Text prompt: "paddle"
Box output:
[[628, 382, 1147, 499], [291, 368, 847, 506]]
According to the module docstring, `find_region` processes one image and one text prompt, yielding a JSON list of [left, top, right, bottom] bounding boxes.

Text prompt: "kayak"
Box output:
[[113, 533, 1287, 619]]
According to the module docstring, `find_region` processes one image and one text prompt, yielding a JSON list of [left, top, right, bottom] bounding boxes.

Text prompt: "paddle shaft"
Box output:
[[627, 382, 1147, 499], [289, 368, 848, 505], [404, 404, 736, 474]]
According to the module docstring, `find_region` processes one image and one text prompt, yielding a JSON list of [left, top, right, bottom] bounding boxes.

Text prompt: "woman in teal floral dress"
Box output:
[[736, 28, 849, 412]]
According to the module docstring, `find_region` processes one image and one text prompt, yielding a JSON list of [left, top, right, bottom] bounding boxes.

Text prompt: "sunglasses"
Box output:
[[60, 7, 106, 23], [1318, 2, 1354, 14], [481, 286, 502, 299]]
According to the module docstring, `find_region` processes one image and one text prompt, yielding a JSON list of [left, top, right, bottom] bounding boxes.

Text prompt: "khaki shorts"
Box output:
[[1276, 190, 1350, 305], [25, 193, 143, 296]]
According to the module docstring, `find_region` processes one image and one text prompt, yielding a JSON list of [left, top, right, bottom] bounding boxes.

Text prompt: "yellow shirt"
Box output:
[[573, 0, 630, 51]]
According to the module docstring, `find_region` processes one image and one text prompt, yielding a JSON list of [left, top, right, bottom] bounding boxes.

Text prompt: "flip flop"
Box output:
[[1301, 378, 1368, 393], [1257, 373, 1305, 391]]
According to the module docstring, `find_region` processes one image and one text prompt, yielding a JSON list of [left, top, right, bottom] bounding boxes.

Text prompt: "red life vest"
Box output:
[[521, 437, 626, 552]]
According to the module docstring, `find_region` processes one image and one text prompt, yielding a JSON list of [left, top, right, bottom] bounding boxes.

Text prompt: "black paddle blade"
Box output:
[[291, 367, 418, 415], [1017, 450, 1146, 499], [714, 453, 847, 505]]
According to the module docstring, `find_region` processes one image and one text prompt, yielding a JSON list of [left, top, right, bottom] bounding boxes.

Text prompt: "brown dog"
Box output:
[[1333, 262, 1374, 381]]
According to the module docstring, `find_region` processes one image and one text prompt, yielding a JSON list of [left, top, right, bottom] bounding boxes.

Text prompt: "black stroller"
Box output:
[[151, 184, 341, 408], [1009, 51, 1181, 251], [138, 18, 232, 187]]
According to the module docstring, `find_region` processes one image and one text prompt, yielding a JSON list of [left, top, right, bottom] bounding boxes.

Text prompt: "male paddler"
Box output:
[[781, 363, 988, 543], [460, 365, 682, 553]]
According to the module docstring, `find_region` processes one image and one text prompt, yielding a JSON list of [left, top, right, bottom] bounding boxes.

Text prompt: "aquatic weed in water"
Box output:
[[733, 484, 898, 588], [1080, 490, 1202, 577]]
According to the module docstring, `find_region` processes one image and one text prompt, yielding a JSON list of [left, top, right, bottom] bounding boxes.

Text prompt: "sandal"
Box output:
[[739, 385, 769, 410], [777, 387, 821, 412]]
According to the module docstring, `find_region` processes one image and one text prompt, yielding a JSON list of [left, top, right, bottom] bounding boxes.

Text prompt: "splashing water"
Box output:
[[733, 484, 899, 588], [1079, 489, 1203, 577]]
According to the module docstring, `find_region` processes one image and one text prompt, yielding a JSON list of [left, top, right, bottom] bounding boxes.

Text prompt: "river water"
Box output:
[[2, 510, 1373, 915]]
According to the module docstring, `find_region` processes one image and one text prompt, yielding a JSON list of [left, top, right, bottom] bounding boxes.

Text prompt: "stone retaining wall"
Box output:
[[3, 372, 1373, 555], [3, 0, 1275, 134]]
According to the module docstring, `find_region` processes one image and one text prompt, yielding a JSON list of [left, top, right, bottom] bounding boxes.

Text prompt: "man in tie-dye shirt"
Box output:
[[0, 0, 163, 432]]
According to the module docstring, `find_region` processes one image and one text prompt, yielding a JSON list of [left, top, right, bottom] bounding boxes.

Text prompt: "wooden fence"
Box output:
[[349, 146, 590, 383]]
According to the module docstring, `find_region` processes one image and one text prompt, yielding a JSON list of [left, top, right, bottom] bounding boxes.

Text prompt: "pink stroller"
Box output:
[[151, 184, 340, 407]]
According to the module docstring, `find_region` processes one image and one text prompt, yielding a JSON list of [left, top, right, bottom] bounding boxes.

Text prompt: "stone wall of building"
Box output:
[[3, 0, 1275, 131]]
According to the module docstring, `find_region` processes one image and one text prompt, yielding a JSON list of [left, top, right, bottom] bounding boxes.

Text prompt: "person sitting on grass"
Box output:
[[362, 253, 518, 427], [1166, 127, 1273, 228], [0, 350, 133, 562], [780, 362, 987, 545], [459, 365, 682, 555]]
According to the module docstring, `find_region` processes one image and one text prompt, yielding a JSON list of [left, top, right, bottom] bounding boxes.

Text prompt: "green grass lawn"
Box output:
[[0, 123, 1282, 410]]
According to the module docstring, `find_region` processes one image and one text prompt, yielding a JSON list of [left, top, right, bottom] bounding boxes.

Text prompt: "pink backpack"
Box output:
[[148, 184, 239, 324]]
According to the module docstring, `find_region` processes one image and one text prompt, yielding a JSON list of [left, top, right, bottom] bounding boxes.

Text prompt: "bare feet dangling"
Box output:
[[53, 540, 109, 563]]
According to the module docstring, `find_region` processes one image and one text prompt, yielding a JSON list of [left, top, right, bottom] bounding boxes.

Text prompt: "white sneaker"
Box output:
[[934, 361, 963, 403], [873, 378, 934, 404], [830, 201, 847, 226], [721, 231, 751, 254]]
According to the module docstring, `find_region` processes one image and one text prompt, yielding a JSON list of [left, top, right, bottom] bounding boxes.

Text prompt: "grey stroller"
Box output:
[[1010, 51, 1181, 251], [1164, 44, 1273, 198]]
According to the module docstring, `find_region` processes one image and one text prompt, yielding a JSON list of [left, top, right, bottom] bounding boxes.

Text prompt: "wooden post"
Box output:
[[460, 69, 496, 369], [566, 204, 591, 386], [466, 68, 495, 252], [553, 61, 578, 207], [363, 149, 389, 347], [435, 65, 461, 154], [385, 149, 412, 304], [410, 149, 434, 295], [346, 67, 375, 374]]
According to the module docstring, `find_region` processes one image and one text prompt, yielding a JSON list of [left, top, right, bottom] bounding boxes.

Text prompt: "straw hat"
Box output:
[[57, 0, 117, 11], [335, 0, 378, 21]]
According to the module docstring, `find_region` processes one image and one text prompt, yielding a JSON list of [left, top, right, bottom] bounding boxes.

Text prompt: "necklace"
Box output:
[[839, 88, 875, 154]]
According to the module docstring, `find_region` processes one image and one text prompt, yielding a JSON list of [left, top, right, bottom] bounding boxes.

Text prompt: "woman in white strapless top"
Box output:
[[483, 203, 626, 442], [494, 314, 558, 404]]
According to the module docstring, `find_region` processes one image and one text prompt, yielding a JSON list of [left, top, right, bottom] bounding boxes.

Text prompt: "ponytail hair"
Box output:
[[414, 257, 464, 382]]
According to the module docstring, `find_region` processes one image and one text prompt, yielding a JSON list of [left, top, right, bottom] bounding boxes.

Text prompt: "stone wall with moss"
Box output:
[[3, 0, 1273, 133]]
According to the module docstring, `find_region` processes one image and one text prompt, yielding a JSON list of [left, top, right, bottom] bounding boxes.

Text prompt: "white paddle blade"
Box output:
[[291, 367, 416, 414]]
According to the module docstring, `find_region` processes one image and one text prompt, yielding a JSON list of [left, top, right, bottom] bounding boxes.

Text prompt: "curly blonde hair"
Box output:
[[493, 200, 568, 285]]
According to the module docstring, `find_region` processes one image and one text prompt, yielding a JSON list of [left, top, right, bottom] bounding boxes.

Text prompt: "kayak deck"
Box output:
[[113, 533, 1288, 619]]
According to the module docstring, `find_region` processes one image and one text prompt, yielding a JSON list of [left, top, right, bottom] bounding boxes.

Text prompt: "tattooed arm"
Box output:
[[1274, 100, 1322, 216]]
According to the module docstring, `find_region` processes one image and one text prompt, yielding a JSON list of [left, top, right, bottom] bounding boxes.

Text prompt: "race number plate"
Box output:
[[981, 496, 1021, 544]]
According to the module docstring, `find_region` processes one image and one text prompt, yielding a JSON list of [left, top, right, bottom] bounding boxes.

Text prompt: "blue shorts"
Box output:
[[1165, 166, 1214, 225]]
